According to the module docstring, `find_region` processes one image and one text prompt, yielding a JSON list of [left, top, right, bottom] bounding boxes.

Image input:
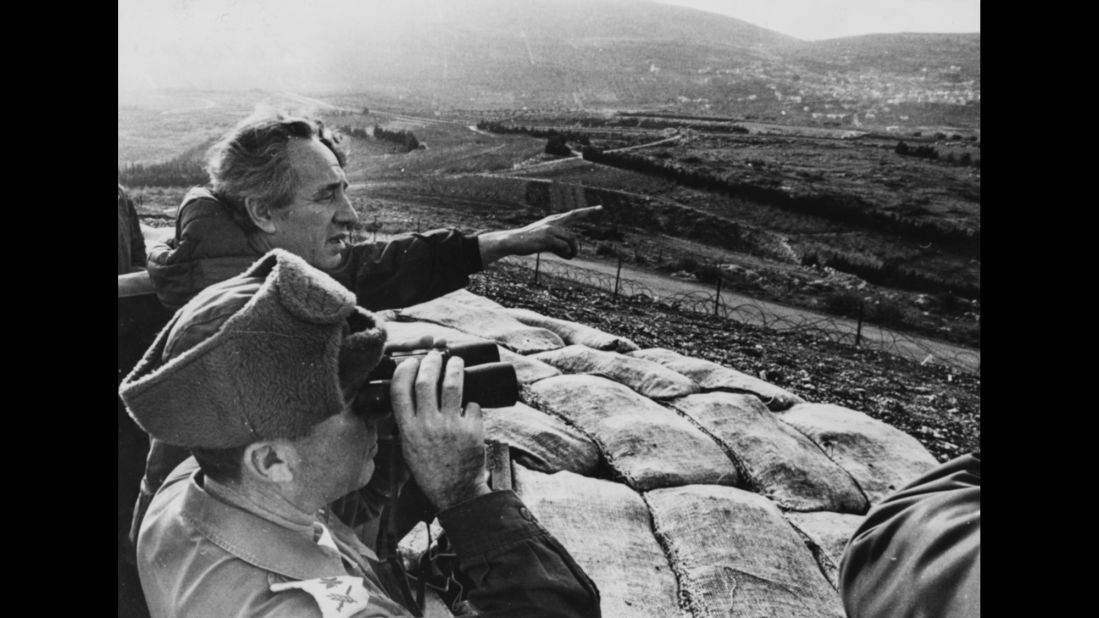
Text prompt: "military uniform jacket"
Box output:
[[138, 459, 601, 617]]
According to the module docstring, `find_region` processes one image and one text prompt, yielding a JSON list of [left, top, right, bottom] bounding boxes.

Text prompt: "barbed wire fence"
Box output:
[[498, 253, 980, 375]]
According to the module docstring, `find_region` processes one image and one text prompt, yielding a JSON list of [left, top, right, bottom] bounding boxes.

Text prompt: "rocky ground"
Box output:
[[469, 263, 979, 464]]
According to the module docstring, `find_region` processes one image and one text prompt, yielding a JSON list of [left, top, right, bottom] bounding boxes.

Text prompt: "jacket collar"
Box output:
[[177, 471, 377, 581]]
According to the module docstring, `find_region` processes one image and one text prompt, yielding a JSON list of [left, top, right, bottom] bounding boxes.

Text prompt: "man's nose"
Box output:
[[336, 194, 358, 224]]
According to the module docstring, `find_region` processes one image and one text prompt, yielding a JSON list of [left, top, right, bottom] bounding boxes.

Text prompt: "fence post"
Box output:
[[714, 276, 723, 316], [855, 300, 864, 347], [373, 215, 379, 242], [534, 252, 541, 284], [613, 253, 623, 301], [417, 218, 421, 233]]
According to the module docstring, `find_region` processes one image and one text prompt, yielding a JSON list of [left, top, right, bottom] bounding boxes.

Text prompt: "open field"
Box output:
[[119, 88, 978, 347]]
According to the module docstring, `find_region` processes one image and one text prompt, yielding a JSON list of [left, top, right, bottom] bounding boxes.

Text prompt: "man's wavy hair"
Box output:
[[206, 111, 347, 234]]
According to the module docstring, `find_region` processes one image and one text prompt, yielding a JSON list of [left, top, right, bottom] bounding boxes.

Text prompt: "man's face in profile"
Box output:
[[266, 137, 358, 270]]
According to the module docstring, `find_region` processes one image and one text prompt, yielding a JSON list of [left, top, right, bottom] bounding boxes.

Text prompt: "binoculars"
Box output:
[[353, 341, 519, 417]]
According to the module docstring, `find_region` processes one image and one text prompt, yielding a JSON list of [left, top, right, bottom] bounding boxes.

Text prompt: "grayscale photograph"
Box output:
[[118, 1, 980, 616]]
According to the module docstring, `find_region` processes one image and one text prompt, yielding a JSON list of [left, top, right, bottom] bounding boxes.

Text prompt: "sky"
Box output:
[[119, 0, 981, 90], [653, 0, 979, 41]]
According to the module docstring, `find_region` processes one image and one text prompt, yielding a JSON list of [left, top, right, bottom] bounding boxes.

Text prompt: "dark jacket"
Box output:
[[146, 187, 483, 312], [118, 185, 148, 274], [839, 452, 980, 617], [139, 459, 601, 617]]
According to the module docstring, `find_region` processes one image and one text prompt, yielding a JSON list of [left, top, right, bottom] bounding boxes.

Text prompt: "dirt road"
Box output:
[[503, 252, 980, 373]]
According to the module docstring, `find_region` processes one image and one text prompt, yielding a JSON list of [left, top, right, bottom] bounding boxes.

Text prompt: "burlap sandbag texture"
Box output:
[[513, 465, 689, 618], [630, 347, 804, 411], [527, 374, 740, 490], [534, 344, 700, 399], [669, 393, 868, 514], [776, 403, 939, 504], [399, 293, 564, 353], [646, 485, 844, 618]]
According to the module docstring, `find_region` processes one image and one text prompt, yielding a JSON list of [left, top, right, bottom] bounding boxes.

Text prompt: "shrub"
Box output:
[[871, 300, 906, 327], [824, 291, 863, 318], [545, 134, 571, 156], [674, 256, 699, 272], [694, 264, 722, 284]]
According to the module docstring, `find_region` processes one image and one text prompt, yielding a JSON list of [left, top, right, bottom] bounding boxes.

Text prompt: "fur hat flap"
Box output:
[[337, 307, 388, 400], [268, 249, 356, 325]]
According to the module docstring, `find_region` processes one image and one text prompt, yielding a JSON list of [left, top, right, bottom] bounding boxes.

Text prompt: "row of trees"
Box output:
[[118, 160, 207, 188], [338, 124, 422, 152], [477, 121, 592, 145], [580, 147, 980, 258], [372, 125, 421, 151], [339, 125, 371, 139], [802, 250, 979, 299], [895, 141, 980, 167]]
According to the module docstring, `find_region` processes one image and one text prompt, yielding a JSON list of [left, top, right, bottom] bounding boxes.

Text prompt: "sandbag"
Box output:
[[385, 320, 557, 387], [629, 348, 804, 411], [503, 307, 639, 352], [400, 295, 564, 353], [532, 345, 699, 399], [785, 511, 866, 590], [383, 319, 489, 348], [498, 348, 560, 385], [436, 288, 505, 310], [669, 393, 867, 514], [646, 485, 844, 618], [526, 375, 739, 490], [776, 403, 940, 505], [483, 402, 602, 476], [513, 466, 689, 618]]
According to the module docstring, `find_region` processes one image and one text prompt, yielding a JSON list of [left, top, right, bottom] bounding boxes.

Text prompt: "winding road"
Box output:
[[502, 252, 980, 373]]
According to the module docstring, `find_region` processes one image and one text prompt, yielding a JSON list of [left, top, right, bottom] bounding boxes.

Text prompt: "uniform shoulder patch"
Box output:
[[270, 575, 371, 617]]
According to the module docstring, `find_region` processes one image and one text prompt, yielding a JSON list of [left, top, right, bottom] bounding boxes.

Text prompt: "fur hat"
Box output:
[[119, 249, 387, 449]]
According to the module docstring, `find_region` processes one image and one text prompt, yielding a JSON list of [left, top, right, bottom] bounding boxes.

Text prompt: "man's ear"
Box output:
[[243, 441, 296, 484], [244, 197, 279, 234]]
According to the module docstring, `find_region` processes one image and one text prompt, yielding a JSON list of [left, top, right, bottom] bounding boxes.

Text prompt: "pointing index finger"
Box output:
[[559, 205, 603, 220]]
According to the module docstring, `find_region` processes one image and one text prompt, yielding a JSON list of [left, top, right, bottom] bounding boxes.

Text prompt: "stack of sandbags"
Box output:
[[629, 348, 804, 411], [776, 403, 940, 504], [483, 402, 602, 476], [504, 307, 639, 352], [527, 375, 739, 490], [400, 294, 564, 353], [669, 393, 867, 514], [513, 466, 689, 618], [646, 485, 844, 617], [533, 345, 699, 399], [784, 511, 867, 589]]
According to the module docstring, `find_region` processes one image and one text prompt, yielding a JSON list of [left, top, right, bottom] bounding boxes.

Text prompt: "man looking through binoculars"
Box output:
[[129, 109, 601, 546], [119, 250, 600, 617]]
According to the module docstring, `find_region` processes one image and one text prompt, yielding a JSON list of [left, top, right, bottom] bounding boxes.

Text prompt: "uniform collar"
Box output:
[[177, 471, 377, 581]]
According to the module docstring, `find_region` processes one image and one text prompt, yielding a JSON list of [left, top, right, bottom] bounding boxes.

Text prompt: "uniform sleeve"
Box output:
[[839, 452, 980, 618], [329, 230, 483, 311], [437, 490, 601, 617]]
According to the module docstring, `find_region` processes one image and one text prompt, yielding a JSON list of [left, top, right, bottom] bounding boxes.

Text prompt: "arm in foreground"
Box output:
[[391, 354, 601, 617], [839, 452, 980, 618]]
